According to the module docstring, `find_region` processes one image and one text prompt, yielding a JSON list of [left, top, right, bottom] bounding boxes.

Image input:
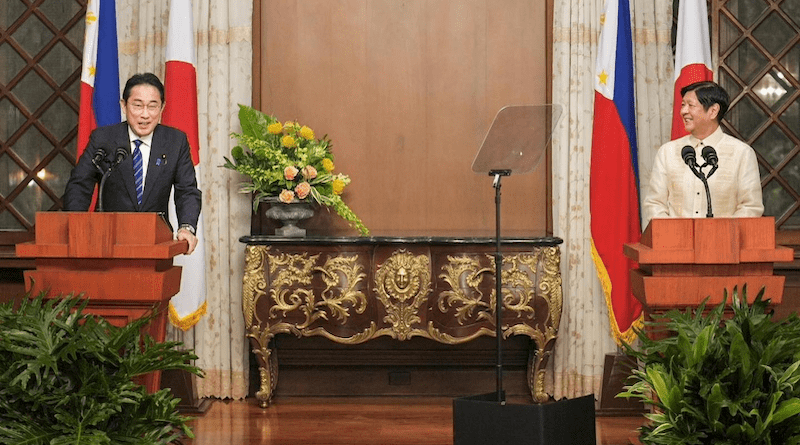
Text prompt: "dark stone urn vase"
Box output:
[[262, 197, 315, 237]]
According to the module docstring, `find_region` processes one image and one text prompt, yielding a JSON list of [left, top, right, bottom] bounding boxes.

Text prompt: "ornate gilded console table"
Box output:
[[240, 234, 563, 407]]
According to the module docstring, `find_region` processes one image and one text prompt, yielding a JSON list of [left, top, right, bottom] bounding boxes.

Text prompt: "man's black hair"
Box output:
[[681, 81, 729, 123], [122, 73, 165, 103]]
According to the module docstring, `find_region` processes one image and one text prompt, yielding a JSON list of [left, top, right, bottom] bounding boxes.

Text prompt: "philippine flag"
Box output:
[[671, 0, 714, 140], [589, 0, 643, 346], [163, 0, 207, 330], [77, 0, 121, 157]]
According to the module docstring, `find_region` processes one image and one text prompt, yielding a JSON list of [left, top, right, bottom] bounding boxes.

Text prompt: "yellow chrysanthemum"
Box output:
[[332, 178, 345, 195], [299, 126, 314, 140], [281, 135, 297, 148], [283, 121, 298, 132], [267, 122, 283, 134], [322, 158, 335, 172]]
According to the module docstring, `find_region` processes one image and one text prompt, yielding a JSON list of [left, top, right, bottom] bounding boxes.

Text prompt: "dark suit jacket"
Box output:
[[63, 122, 202, 228]]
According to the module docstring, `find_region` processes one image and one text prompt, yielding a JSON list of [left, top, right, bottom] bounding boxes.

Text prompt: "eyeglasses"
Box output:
[[128, 102, 162, 113]]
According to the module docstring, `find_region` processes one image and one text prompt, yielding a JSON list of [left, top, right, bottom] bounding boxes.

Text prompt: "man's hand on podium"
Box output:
[[177, 227, 198, 254]]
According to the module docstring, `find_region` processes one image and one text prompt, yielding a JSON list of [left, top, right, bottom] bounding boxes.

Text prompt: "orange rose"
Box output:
[[295, 182, 311, 199], [278, 189, 295, 203], [301, 165, 317, 180], [284, 166, 299, 180]]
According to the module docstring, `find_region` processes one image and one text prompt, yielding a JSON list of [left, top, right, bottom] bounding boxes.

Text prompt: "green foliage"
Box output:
[[619, 286, 800, 445], [0, 293, 203, 445], [224, 104, 369, 235]]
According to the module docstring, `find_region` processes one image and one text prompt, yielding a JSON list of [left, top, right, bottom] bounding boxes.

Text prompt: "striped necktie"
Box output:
[[133, 139, 144, 205]]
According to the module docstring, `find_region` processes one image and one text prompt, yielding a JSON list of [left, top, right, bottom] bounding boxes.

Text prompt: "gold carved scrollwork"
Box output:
[[315, 256, 369, 323], [438, 256, 494, 324], [243, 246, 269, 329], [538, 246, 563, 331], [243, 243, 563, 407], [436, 248, 563, 403], [266, 252, 367, 330], [437, 253, 539, 325], [243, 249, 369, 407], [374, 250, 432, 340], [502, 253, 538, 319], [247, 324, 278, 408]]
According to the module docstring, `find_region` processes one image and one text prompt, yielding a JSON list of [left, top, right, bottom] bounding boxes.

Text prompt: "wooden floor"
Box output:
[[182, 397, 647, 445]]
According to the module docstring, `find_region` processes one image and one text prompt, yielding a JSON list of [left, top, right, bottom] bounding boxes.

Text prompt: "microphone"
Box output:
[[681, 145, 698, 168], [701, 145, 718, 178], [113, 147, 128, 167], [681, 145, 704, 181], [97, 147, 129, 212], [91, 148, 108, 174], [681, 145, 713, 218]]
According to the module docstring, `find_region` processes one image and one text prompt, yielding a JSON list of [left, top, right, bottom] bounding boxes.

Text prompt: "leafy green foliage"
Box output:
[[619, 286, 800, 445], [0, 293, 203, 445]]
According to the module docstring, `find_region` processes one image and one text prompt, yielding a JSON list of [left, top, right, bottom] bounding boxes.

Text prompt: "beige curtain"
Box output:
[[549, 0, 673, 400], [116, 0, 253, 399]]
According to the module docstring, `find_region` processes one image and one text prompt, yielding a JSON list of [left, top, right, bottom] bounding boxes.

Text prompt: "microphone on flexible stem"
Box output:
[[681, 145, 703, 179], [97, 147, 128, 212], [681, 145, 713, 218], [701, 145, 719, 178], [113, 147, 128, 167], [91, 148, 108, 174]]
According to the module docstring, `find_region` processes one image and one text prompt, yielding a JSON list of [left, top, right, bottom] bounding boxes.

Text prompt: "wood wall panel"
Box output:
[[258, 0, 547, 235]]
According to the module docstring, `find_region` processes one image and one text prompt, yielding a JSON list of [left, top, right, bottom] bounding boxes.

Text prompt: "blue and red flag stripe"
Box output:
[[78, 0, 121, 157], [590, 0, 643, 345]]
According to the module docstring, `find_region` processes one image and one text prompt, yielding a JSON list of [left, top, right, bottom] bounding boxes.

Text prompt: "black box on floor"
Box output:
[[453, 392, 596, 445]]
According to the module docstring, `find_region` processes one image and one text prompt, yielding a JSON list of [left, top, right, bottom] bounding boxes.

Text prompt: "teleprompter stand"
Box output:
[[453, 105, 596, 445]]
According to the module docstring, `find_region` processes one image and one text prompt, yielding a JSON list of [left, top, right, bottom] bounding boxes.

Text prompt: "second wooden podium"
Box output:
[[623, 217, 793, 311], [16, 212, 188, 392]]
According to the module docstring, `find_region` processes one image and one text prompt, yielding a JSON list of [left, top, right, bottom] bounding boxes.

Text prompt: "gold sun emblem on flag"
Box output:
[[598, 70, 609, 85]]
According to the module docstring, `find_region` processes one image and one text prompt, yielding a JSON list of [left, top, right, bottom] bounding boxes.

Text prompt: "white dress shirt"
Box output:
[[642, 126, 764, 228]]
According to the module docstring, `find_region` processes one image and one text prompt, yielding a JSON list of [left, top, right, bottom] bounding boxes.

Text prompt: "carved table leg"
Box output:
[[528, 336, 557, 403], [248, 325, 278, 408], [525, 245, 562, 403]]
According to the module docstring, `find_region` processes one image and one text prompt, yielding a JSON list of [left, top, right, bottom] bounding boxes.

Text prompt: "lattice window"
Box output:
[[0, 0, 86, 232], [714, 0, 800, 228]]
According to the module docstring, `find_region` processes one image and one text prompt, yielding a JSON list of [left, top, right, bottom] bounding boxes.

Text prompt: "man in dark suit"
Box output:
[[63, 73, 201, 254]]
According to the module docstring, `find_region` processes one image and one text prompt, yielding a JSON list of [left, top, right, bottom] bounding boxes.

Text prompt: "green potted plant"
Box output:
[[619, 286, 800, 444], [223, 104, 369, 236], [0, 293, 202, 444]]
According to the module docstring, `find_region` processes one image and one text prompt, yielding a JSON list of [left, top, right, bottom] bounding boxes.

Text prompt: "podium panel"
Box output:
[[16, 212, 188, 393], [624, 217, 792, 312]]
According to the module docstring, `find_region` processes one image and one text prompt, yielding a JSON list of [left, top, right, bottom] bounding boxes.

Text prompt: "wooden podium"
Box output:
[[16, 212, 188, 393], [624, 217, 793, 314]]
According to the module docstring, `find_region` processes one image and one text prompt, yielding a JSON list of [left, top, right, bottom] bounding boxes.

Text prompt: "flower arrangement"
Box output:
[[224, 104, 369, 235]]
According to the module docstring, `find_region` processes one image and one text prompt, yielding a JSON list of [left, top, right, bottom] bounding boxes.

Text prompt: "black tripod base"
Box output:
[[453, 393, 596, 445]]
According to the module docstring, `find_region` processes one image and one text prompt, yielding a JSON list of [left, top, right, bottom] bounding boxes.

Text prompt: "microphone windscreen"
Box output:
[[681, 145, 696, 166], [701, 146, 718, 165], [115, 147, 128, 164]]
